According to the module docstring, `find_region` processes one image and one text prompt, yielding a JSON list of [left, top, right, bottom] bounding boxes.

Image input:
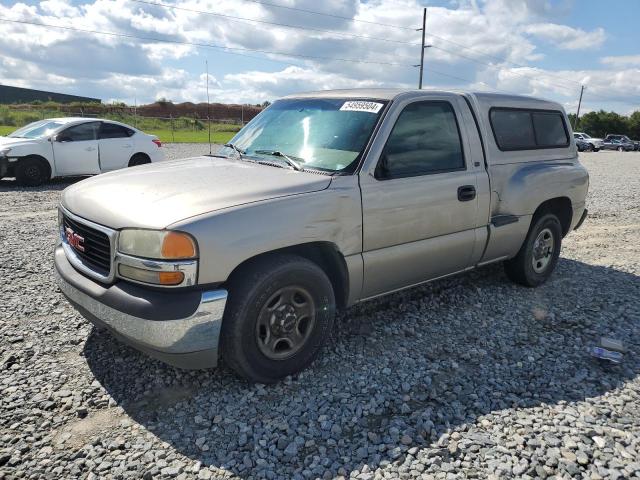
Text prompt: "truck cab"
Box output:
[[55, 89, 589, 383]]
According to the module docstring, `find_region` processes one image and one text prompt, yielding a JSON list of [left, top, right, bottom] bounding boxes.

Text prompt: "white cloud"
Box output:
[[523, 23, 606, 50], [601, 55, 640, 68], [0, 0, 636, 113]]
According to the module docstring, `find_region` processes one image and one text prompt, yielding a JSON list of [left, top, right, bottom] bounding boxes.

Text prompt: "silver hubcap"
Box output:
[[532, 227, 554, 273], [256, 286, 316, 360]]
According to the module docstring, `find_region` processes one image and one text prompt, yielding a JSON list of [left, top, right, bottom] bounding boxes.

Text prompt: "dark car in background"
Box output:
[[601, 137, 635, 152], [604, 134, 639, 151]]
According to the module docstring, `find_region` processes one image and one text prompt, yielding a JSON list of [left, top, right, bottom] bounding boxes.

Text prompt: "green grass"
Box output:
[[147, 129, 236, 144], [0, 125, 237, 144], [0, 125, 15, 136]]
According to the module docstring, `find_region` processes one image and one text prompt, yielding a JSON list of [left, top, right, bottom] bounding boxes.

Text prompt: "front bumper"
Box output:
[[0, 156, 8, 178], [55, 245, 227, 369]]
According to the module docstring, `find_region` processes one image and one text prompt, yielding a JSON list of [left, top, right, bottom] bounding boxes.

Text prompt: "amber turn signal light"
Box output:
[[161, 232, 197, 259]]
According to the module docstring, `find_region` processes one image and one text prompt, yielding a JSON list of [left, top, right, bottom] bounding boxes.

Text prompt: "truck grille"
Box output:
[[62, 214, 112, 273]]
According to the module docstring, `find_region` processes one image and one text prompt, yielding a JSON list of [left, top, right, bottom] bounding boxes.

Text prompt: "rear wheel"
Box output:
[[504, 213, 562, 287], [221, 254, 335, 383], [617, 146, 625, 152], [15, 157, 48, 186], [128, 153, 150, 167]]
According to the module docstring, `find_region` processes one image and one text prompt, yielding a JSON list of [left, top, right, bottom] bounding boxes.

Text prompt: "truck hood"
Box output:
[[61, 156, 332, 229]]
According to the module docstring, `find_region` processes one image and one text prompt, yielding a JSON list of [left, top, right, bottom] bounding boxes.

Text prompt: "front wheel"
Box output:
[[15, 157, 48, 186], [618, 146, 625, 152], [128, 153, 151, 167], [221, 254, 336, 383], [504, 214, 562, 287]]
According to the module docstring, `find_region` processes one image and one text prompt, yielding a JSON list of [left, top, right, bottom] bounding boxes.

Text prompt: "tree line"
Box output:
[[568, 110, 640, 139]]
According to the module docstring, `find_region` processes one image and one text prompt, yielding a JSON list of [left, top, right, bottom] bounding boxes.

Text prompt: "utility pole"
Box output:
[[416, 8, 432, 89], [206, 60, 212, 155], [574, 85, 585, 130], [418, 8, 426, 89]]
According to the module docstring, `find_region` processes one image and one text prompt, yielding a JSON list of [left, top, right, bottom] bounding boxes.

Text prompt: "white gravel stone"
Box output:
[[0, 150, 639, 479]]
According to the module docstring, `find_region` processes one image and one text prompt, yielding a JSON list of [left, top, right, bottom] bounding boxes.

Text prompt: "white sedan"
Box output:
[[0, 118, 165, 186]]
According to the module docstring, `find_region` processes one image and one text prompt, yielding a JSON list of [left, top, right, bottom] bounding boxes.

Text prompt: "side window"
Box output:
[[99, 123, 133, 139], [490, 108, 569, 150], [58, 122, 99, 142], [490, 110, 535, 149], [532, 112, 569, 147], [377, 101, 465, 179]]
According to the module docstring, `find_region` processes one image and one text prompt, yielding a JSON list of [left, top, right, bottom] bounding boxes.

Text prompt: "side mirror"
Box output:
[[375, 152, 391, 179], [55, 134, 72, 143]]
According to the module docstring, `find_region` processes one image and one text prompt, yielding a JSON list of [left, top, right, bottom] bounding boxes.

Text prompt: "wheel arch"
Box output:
[[225, 241, 350, 309], [128, 152, 151, 166], [532, 196, 572, 237]]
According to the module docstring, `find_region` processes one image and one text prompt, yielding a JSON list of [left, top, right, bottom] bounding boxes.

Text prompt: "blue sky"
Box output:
[[0, 0, 639, 113]]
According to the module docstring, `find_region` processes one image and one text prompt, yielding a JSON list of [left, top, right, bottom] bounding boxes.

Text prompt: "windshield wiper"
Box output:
[[224, 143, 246, 161], [254, 150, 303, 171]]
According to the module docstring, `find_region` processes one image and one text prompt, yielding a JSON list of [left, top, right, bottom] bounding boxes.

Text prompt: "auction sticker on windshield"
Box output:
[[340, 101, 384, 114]]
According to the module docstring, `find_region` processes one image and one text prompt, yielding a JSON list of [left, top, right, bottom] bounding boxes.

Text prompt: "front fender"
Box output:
[[169, 176, 363, 286]]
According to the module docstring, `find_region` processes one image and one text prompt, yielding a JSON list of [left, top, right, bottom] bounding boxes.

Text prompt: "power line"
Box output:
[[131, 0, 420, 47], [424, 31, 583, 88], [231, 0, 418, 31], [429, 44, 579, 92], [130, 0, 587, 94], [0, 17, 415, 68], [2, 15, 635, 104], [135, 0, 635, 102]]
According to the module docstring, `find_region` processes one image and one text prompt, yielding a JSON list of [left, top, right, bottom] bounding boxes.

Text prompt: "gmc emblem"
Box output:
[[65, 227, 85, 252]]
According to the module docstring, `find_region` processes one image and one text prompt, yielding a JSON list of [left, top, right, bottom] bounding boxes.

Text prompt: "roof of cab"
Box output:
[[281, 88, 562, 109]]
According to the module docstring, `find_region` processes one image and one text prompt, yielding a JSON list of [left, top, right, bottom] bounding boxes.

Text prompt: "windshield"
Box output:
[[8, 120, 65, 139], [222, 98, 387, 172]]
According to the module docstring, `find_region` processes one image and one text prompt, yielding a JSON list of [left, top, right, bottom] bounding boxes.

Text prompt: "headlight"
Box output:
[[0, 147, 11, 157], [118, 229, 197, 259]]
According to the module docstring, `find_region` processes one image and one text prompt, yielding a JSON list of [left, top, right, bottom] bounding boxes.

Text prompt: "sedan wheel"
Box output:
[[618, 146, 624, 152]]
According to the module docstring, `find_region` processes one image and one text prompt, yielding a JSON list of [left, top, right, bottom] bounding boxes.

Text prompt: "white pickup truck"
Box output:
[[55, 89, 589, 382], [0, 118, 164, 185]]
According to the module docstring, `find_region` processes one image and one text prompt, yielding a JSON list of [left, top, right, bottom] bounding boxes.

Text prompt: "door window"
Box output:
[[99, 123, 134, 139], [58, 122, 100, 142], [377, 101, 465, 179]]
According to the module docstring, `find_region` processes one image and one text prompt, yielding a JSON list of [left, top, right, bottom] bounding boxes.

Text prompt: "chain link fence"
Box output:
[[0, 104, 254, 141]]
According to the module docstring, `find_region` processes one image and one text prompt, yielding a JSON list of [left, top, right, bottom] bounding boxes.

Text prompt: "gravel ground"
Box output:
[[1, 148, 639, 479]]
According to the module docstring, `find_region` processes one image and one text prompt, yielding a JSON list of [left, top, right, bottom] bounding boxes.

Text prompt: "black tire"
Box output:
[[15, 157, 48, 186], [593, 148, 600, 152], [221, 254, 336, 383], [504, 213, 562, 287], [617, 146, 624, 152], [586, 143, 594, 152], [128, 153, 150, 167]]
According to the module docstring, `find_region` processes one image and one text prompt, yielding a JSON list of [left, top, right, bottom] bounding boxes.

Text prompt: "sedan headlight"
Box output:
[[0, 147, 11, 157], [118, 229, 197, 259]]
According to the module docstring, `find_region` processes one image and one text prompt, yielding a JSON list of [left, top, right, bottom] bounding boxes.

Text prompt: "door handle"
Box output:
[[457, 185, 476, 202], [85, 147, 96, 152]]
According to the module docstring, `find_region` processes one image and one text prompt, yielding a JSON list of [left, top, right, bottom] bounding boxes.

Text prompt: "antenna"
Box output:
[[206, 59, 212, 155]]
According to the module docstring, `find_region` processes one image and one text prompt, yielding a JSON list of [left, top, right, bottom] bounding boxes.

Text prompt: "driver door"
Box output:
[[52, 122, 100, 176]]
